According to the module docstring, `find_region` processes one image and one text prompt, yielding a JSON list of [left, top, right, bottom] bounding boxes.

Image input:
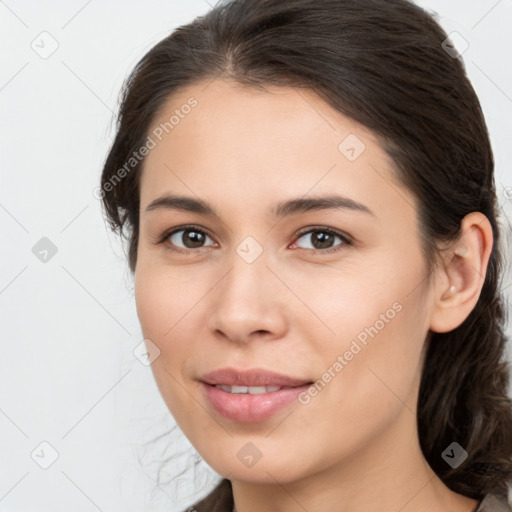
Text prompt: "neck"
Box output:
[[230, 405, 478, 512]]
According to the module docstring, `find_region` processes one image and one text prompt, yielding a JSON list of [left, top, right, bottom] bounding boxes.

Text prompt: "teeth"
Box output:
[[215, 384, 282, 394]]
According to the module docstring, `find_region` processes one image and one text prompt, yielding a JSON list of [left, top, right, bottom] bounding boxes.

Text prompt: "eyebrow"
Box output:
[[144, 194, 375, 218]]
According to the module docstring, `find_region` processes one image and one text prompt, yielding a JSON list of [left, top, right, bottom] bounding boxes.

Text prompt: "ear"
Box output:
[[429, 212, 494, 333]]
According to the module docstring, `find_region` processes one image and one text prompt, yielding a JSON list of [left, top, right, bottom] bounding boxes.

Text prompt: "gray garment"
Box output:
[[185, 478, 512, 512], [476, 493, 512, 512]]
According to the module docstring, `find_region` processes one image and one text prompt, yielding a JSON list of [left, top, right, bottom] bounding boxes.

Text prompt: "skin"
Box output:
[[134, 78, 492, 512]]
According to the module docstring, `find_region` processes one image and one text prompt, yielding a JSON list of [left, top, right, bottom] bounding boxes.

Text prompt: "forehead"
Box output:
[[139, 79, 417, 223]]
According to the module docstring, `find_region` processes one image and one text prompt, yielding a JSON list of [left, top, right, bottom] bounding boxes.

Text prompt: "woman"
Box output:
[[99, 0, 512, 510]]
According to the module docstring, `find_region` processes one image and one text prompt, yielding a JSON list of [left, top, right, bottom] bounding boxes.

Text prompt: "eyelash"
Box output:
[[156, 224, 352, 256]]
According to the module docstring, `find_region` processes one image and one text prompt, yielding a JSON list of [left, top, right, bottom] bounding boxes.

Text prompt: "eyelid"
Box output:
[[156, 224, 352, 254], [290, 225, 352, 253], [292, 225, 352, 244], [155, 224, 216, 252]]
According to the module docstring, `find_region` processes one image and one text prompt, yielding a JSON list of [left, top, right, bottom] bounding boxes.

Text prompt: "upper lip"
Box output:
[[199, 367, 313, 387]]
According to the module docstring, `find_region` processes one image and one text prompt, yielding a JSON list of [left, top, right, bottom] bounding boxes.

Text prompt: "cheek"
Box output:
[[326, 296, 428, 433], [134, 264, 194, 393], [294, 297, 428, 468], [134, 264, 200, 419], [287, 263, 397, 344], [133, 261, 217, 395], [134, 266, 168, 339], [308, 254, 429, 408], [134, 260, 205, 339]]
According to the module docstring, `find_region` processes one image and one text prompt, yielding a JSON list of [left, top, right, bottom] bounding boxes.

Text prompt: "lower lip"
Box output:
[[201, 382, 311, 423]]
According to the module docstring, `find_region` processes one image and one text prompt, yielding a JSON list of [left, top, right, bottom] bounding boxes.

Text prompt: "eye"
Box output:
[[158, 225, 216, 254], [291, 226, 351, 254], [156, 224, 351, 255]]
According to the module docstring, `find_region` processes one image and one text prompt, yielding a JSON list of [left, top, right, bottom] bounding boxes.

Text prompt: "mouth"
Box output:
[[198, 367, 314, 422], [199, 366, 313, 388], [211, 384, 310, 394]]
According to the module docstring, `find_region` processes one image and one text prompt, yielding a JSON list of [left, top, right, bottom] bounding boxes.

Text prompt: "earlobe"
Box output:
[[429, 212, 494, 334]]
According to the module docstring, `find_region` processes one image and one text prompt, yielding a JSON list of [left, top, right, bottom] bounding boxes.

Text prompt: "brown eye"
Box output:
[[161, 226, 216, 253], [172, 229, 207, 248], [292, 227, 351, 253]]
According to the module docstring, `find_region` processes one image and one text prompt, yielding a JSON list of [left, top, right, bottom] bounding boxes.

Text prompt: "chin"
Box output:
[[198, 445, 309, 485]]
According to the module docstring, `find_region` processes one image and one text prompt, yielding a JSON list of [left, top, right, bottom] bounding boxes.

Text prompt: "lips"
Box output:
[[199, 367, 312, 387], [198, 367, 315, 422]]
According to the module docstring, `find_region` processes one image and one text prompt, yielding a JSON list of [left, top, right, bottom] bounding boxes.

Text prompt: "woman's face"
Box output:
[[135, 78, 436, 483]]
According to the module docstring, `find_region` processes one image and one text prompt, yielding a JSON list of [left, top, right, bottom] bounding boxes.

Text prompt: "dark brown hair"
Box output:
[[100, 0, 512, 500]]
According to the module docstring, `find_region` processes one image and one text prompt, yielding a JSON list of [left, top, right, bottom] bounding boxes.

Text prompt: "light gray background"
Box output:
[[1, 1, 511, 511]]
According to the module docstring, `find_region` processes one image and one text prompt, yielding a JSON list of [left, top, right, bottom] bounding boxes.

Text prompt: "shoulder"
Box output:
[[181, 481, 512, 512], [182, 478, 233, 512], [476, 493, 512, 512]]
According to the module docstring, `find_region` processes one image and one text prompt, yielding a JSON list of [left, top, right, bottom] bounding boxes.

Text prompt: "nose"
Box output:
[[206, 248, 289, 345]]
